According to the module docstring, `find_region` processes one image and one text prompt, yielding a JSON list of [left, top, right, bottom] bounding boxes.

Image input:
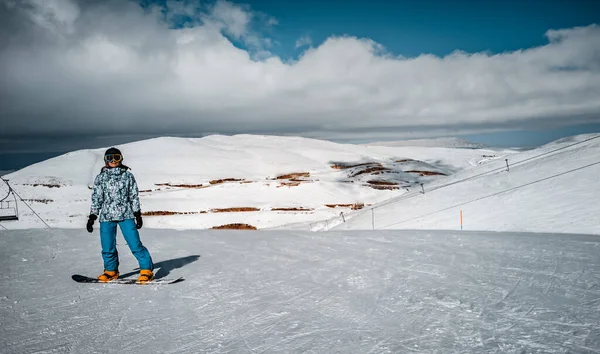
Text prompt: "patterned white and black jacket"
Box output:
[[90, 166, 141, 222]]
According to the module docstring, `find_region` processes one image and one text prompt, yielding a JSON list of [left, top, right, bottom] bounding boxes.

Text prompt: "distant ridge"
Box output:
[[363, 137, 488, 149], [0, 170, 16, 177]]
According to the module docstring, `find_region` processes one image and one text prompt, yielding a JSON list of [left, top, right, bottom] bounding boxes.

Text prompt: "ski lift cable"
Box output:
[[378, 159, 600, 230], [321, 133, 600, 229], [0, 177, 51, 229], [374, 133, 600, 210], [307, 134, 600, 231], [344, 132, 600, 223]]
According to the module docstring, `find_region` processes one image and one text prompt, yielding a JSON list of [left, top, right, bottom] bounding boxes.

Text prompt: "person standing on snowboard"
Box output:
[[86, 147, 154, 283]]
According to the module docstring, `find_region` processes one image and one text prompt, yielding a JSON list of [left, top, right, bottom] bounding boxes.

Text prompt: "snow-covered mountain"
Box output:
[[1, 133, 599, 235], [1, 134, 511, 230]]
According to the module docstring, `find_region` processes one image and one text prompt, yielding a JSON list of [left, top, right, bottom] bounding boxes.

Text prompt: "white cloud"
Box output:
[[266, 17, 278, 27], [295, 35, 312, 48], [1, 0, 599, 142], [206, 0, 251, 39]]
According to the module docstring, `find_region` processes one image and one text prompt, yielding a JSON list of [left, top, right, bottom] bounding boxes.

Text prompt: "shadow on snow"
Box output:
[[121, 255, 200, 279]]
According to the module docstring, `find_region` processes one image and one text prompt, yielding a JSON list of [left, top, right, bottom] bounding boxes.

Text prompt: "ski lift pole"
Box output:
[[371, 208, 375, 230]]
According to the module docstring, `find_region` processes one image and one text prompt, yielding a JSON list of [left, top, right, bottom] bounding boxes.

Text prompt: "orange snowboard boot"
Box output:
[[137, 269, 154, 284], [97, 270, 119, 282]]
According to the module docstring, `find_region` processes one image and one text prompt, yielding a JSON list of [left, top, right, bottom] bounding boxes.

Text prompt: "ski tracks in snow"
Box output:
[[1, 229, 600, 353]]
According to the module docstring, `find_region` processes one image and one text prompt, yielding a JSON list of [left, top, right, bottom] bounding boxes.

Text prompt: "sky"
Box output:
[[1, 0, 600, 171]]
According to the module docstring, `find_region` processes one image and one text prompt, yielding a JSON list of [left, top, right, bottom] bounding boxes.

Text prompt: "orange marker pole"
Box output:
[[460, 210, 463, 230]]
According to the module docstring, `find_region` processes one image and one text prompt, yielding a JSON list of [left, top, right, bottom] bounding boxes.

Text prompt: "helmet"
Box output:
[[104, 147, 123, 164]]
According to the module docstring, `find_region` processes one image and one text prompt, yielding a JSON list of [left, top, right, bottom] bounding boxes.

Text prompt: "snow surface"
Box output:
[[1, 228, 599, 353]]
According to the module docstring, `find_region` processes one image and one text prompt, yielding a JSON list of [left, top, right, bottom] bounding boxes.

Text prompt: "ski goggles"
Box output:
[[104, 154, 122, 163]]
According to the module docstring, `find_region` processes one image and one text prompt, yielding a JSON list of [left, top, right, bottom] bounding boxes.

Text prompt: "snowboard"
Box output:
[[72, 274, 184, 285]]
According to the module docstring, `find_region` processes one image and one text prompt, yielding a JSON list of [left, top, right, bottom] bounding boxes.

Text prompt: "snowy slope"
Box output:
[[1, 134, 506, 230], [2, 133, 598, 234], [327, 133, 600, 235], [1, 228, 599, 353]]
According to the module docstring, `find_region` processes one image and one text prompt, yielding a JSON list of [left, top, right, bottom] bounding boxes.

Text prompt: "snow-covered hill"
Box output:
[[1, 133, 598, 234], [322, 133, 600, 235], [1, 134, 510, 230]]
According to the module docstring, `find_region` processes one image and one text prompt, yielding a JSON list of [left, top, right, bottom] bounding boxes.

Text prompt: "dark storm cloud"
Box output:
[[1, 0, 600, 152]]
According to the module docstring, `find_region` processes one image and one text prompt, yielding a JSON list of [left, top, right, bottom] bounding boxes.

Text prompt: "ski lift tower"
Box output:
[[0, 177, 19, 221]]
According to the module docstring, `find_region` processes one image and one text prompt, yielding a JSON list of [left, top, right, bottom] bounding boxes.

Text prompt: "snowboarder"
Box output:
[[86, 147, 154, 283]]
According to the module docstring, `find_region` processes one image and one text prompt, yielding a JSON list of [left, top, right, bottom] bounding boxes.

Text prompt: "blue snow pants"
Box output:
[[99, 219, 153, 272]]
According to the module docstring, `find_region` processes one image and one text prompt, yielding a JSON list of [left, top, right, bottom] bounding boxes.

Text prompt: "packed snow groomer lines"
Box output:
[[87, 147, 155, 284]]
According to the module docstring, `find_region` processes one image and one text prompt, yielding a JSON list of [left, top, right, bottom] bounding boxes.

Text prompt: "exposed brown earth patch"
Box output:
[[154, 183, 208, 188], [349, 167, 392, 177], [368, 185, 400, 190], [367, 180, 398, 186], [404, 170, 447, 176], [142, 211, 203, 216], [23, 183, 62, 188], [139, 189, 153, 193], [277, 182, 301, 188], [275, 172, 310, 180], [325, 203, 364, 210], [331, 162, 380, 170], [271, 207, 314, 211], [211, 223, 257, 230], [143, 207, 320, 215], [210, 178, 245, 185], [395, 159, 415, 163], [371, 171, 400, 175], [211, 207, 260, 212]]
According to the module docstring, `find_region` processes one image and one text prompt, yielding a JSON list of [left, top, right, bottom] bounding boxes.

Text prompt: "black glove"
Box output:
[[86, 214, 97, 233], [134, 211, 143, 229]]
